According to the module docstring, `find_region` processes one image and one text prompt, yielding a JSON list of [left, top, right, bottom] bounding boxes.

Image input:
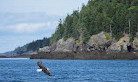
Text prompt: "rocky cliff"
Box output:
[[38, 32, 137, 53], [30, 32, 138, 59], [108, 34, 130, 52], [133, 32, 138, 51]]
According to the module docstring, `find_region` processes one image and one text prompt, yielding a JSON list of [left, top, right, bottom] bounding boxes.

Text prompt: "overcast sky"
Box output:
[[0, 0, 88, 16], [0, 0, 88, 53]]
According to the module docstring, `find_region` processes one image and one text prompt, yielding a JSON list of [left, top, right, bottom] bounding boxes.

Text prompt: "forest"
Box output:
[[51, 0, 138, 44], [13, 38, 50, 54]]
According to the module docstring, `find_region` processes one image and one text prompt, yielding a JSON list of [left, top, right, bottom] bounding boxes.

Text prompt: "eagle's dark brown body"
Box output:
[[37, 62, 52, 76]]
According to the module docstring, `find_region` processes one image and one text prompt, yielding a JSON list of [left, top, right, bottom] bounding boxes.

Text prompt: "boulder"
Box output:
[[108, 34, 130, 52], [88, 32, 108, 46], [116, 34, 130, 51], [50, 43, 57, 52], [38, 46, 51, 53], [54, 38, 75, 52], [133, 32, 138, 50], [107, 43, 121, 52], [74, 44, 89, 52], [88, 32, 111, 51]]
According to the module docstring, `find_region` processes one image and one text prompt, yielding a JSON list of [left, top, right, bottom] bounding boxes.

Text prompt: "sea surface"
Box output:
[[0, 58, 138, 82]]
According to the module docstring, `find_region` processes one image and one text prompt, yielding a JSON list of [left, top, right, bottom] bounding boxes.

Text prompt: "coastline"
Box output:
[[30, 52, 138, 60], [0, 55, 30, 58], [1, 52, 138, 60]]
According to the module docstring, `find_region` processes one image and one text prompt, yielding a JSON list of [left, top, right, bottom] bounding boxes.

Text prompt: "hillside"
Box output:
[[5, 37, 50, 56]]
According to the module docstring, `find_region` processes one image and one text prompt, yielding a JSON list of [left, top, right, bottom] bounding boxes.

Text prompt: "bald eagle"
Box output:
[[37, 61, 52, 76]]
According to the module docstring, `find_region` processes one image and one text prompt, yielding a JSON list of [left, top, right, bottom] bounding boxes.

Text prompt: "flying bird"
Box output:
[[37, 61, 52, 76]]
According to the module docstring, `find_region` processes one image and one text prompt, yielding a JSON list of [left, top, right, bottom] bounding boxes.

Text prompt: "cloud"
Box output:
[[0, 20, 59, 53], [8, 23, 45, 33], [0, 0, 88, 16], [5, 21, 58, 33]]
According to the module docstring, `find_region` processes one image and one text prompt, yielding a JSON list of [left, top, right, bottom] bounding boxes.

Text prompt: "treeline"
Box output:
[[50, 0, 138, 44], [13, 38, 50, 54]]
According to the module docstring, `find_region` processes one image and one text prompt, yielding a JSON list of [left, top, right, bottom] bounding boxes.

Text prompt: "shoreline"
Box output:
[[0, 55, 30, 58], [1, 52, 138, 60], [30, 52, 138, 60]]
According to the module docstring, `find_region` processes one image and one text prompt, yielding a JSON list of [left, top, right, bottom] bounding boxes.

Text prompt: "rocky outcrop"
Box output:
[[74, 44, 89, 52], [38, 32, 113, 53], [38, 46, 51, 53], [133, 32, 138, 50], [108, 43, 121, 52], [108, 34, 130, 52], [88, 32, 110, 46], [38, 32, 136, 53], [117, 34, 130, 51], [133, 38, 138, 50], [38, 38, 75, 53], [88, 32, 112, 51], [54, 38, 75, 52]]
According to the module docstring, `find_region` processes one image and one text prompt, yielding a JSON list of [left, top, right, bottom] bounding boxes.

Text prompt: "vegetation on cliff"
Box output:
[[50, 0, 138, 44]]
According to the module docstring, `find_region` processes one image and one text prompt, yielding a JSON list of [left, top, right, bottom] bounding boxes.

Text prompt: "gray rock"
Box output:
[[54, 38, 75, 52], [50, 43, 57, 52], [38, 46, 51, 53], [88, 32, 111, 51], [74, 44, 89, 52], [133, 33, 138, 50], [108, 34, 130, 52], [88, 32, 111, 46], [22, 51, 37, 55], [107, 43, 121, 52]]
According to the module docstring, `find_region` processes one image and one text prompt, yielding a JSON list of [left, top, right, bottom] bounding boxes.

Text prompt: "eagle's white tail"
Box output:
[[47, 68, 50, 70], [36, 69, 42, 72]]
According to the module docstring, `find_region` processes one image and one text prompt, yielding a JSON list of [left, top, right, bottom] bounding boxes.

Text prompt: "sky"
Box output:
[[0, 0, 88, 53]]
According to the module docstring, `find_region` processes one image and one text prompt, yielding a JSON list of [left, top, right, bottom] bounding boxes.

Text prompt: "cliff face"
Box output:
[[38, 32, 134, 53], [54, 38, 75, 52], [88, 32, 110, 46], [38, 32, 138, 54], [87, 32, 112, 52]]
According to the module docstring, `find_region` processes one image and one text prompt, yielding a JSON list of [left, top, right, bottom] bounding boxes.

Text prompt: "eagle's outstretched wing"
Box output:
[[37, 62, 52, 76]]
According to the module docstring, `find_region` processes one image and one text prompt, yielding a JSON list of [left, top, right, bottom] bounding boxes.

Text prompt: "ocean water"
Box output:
[[0, 58, 138, 82]]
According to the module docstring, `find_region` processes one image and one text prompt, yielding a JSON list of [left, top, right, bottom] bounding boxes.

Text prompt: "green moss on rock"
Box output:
[[104, 33, 111, 40]]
